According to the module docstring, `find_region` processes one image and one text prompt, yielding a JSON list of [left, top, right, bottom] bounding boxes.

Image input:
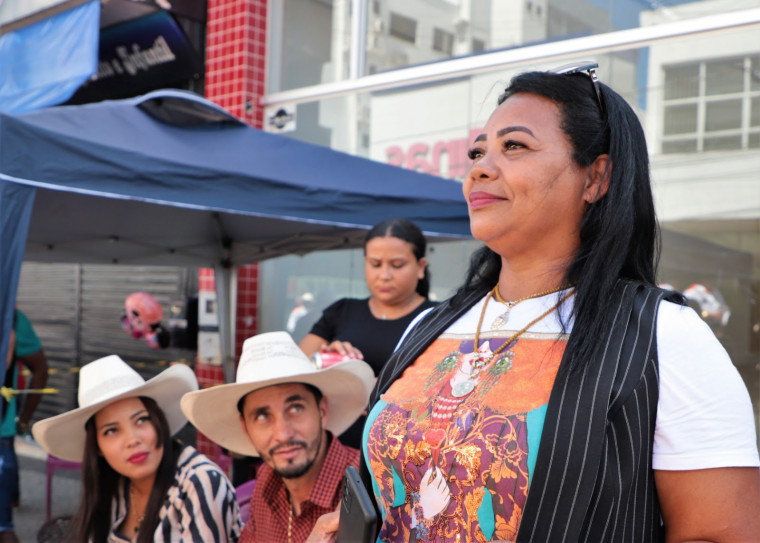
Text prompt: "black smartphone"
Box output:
[[336, 465, 378, 543]]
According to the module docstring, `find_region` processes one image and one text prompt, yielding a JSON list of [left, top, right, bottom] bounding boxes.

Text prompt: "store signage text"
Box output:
[[385, 128, 481, 180], [95, 36, 176, 80], [69, 11, 202, 104]]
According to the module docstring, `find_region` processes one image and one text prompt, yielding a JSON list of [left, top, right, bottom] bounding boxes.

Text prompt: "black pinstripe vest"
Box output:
[[365, 280, 666, 542]]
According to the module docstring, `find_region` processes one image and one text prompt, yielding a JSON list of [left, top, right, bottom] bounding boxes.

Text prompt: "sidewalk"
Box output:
[[13, 436, 81, 543]]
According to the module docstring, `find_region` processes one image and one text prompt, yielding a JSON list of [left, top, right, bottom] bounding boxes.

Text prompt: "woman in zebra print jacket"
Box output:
[[32, 355, 242, 542]]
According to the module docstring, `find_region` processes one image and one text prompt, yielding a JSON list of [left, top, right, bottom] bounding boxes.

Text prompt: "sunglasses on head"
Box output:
[[549, 61, 605, 115]]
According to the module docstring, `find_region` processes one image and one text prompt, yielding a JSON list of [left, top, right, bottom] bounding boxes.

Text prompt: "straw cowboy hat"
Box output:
[[32, 355, 198, 462], [181, 331, 376, 457]]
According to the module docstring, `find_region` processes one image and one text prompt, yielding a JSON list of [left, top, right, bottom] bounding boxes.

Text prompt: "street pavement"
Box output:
[[13, 436, 81, 543]]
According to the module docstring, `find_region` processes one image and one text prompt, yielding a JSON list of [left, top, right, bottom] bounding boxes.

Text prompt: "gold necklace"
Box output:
[[490, 284, 564, 330], [287, 503, 293, 543], [129, 485, 146, 534], [454, 287, 574, 398]]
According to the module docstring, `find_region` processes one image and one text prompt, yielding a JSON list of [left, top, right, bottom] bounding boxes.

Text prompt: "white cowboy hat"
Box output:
[[32, 355, 198, 462], [181, 331, 376, 457]]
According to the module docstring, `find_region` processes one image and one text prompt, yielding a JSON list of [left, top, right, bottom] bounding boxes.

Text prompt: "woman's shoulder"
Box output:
[[334, 297, 368, 309], [321, 297, 366, 312], [393, 297, 456, 346], [419, 298, 439, 310], [392, 297, 436, 320], [655, 299, 736, 384], [174, 445, 232, 484], [654, 299, 759, 470], [656, 298, 713, 339], [162, 445, 243, 539], [322, 297, 371, 319]]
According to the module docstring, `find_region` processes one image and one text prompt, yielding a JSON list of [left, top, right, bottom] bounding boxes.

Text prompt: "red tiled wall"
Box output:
[[196, 1, 266, 463], [197, 267, 215, 294], [235, 264, 259, 359], [205, 0, 267, 128], [204, 0, 266, 355]]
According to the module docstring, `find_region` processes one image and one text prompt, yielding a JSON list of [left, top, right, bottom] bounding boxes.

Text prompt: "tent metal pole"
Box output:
[[214, 263, 236, 385]]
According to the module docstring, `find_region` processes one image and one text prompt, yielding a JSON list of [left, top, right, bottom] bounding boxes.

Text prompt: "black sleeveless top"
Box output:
[[309, 297, 437, 376]]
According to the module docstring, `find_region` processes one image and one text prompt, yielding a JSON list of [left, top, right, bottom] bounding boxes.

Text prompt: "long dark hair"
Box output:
[[455, 68, 664, 373], [66, 396, 182, 543], [364, 218, 431, 298]]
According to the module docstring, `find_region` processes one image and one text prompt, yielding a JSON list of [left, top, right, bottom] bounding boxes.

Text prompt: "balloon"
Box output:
[[120, 292, 170, 349]]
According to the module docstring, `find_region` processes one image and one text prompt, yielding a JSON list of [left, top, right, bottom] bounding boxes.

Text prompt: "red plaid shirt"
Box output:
[[239, 433, 359, 543]]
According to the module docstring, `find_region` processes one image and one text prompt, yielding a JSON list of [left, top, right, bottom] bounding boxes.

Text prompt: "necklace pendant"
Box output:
[[491, 307, 512, 330], [472, 354, 488, 372], [451, 379, 476, 397]]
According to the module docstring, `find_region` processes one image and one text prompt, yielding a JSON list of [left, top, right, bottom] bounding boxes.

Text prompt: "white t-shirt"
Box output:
[[405, 290, 760, 471]]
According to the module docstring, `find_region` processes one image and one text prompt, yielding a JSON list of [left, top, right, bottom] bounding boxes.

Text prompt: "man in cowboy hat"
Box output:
[[181, 331, 375, 543]]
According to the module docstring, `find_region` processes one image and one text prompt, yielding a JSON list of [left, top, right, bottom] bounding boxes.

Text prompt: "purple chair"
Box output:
[[46, 454, 82, 520], [235, 479, 256, 524]]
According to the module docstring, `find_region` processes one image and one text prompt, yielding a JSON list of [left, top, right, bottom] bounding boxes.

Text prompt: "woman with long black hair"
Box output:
[[361, 63, 760, 542], [32, 355, 241, 542]]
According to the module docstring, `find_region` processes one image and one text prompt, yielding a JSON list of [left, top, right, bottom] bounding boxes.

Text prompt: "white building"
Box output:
[[260, 0, 760, 438]]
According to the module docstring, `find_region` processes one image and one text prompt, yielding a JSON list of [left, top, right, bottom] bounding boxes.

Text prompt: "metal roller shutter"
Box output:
[[16, 263, 197, 422]]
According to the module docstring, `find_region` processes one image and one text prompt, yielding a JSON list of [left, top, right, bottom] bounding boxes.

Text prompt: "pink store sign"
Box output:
[[384, 128, 481, 181]]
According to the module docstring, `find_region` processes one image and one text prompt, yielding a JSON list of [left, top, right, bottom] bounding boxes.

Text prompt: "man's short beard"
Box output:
[[276, 454, 316, 479], [272, 420, 324, 480]]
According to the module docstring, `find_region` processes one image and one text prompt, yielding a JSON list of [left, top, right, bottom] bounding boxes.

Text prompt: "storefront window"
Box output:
[[262, 0, 760, 445], [659, 55, 760, 154], [705, 57, 745, 95], [664, 63, 700, 100], [663, 103, 698, 136], [752, 96, 760, 127], [269, 0, 758, 91]]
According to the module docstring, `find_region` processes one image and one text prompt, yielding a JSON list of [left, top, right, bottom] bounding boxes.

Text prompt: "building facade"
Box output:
[[253, 0, 760, 442], [13, 0, 759, 445]]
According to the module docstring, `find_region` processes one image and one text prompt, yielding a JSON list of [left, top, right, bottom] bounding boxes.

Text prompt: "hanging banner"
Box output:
[[0, 0, 99, 113], [67, 10, 203, 105], [0, 0, 88, 31]]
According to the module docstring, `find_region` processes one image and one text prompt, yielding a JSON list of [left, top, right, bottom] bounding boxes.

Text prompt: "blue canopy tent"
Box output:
[[0, 89, 471, 381]]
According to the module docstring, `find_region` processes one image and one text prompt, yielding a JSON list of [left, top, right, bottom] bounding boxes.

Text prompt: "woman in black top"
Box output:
[[299, 218, 436, 446]]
